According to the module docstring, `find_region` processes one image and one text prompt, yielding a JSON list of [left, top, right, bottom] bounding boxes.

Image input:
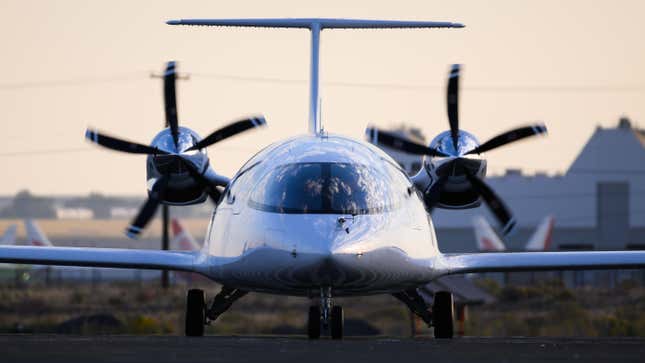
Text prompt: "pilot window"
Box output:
[[248, 162, 403, 214]]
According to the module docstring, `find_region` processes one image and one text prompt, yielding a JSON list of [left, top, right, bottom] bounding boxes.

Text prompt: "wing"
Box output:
[[0, 245, 199, 272], [433, 251, 645, 277]]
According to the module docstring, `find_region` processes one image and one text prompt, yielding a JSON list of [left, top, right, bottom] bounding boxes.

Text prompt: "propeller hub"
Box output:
[[150, 126, 204, 154], [428, 130, 481, 157]]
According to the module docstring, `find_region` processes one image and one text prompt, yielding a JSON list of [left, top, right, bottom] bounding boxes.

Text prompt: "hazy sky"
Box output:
[[1, 0, 644, 195]]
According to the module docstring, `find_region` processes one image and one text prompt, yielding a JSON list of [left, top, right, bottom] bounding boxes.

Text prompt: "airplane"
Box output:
[[171, 218, 201, 251], [0, 224, 17, 245], [24, 219, 53, 247], [0, 19, 644, 340], [473, 215, 555, 252]]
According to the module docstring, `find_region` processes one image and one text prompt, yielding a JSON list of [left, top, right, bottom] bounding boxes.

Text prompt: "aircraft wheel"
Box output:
[[307, 306, 321, 339], [330, 305, 344, 340], [433, 291, 454, 339], [185, 289, 205, 337]]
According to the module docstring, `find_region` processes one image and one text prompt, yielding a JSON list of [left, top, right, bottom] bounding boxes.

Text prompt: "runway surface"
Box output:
[[2, 335, 644, 363]]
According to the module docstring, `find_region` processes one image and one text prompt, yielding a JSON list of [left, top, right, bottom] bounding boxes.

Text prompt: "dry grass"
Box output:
[[0, 218, 211, 240]]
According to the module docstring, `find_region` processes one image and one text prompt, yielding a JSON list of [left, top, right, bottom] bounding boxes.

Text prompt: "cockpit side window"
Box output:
[[248, 162, 404, 214]]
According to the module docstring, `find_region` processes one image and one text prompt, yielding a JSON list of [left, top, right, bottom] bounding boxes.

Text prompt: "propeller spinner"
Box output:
[[86, 61, 266, 238], [366, 64, 547, 235]]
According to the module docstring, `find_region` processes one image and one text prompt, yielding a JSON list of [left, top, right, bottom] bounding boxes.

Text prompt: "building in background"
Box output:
[[377, 117, 645, 285]]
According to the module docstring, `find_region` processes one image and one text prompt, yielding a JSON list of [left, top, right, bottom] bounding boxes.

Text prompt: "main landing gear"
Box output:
[[185, 287, 248, 337], [307, 287, 344, 340], [393, 288, 454, 339]]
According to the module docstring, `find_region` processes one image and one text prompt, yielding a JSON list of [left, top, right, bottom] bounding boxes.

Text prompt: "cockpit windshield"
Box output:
[[249, 162, 405, 214]]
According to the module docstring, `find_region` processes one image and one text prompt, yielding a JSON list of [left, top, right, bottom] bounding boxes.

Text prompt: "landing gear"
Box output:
[[308, 306, 321, 339], [432, 291, 454, 339], [307, 287, 344, 339], [184, 286, 248, 337], [205, 287, 248, 323], [330, 305, 344, 340], [392, 289, 433, 327], [185, 289, 205, 336]]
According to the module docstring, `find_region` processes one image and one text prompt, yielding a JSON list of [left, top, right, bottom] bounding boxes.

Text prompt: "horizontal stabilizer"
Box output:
[[435, 251, 645, 276], [167, 18, 465, 29], [0, 245, 199, 272]]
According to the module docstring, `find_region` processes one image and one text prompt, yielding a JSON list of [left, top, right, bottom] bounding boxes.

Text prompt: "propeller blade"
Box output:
[[180, 159, 223, 204], [466, 174, 516, 235], [465, 124, 547, 155], [186, 117, 267, 151], [365, 127, 447, 157], [447, 64, 461, 150], [164, 61, 180, 146], [125, 176, 169, 239], [85, 129, 168, 155]]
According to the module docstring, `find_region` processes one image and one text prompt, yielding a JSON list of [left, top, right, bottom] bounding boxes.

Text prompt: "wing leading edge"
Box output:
[[0, 245, 200, 272], [434, 251, 645, 277]]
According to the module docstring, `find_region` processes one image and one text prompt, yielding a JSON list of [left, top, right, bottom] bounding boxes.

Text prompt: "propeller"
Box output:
[[447, 64, 460, 150], [366, 128, 447, 157], [86, 61, 266, 238], [164, 61, 180, 146], [366, 64, 546, 234]]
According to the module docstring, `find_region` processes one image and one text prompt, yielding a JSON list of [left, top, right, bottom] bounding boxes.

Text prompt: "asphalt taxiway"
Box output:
[[1, 335, 644, 363]]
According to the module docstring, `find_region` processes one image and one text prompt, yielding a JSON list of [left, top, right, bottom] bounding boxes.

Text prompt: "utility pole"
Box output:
[[161, 205, 169, 288], [150, 68, 190, 289]]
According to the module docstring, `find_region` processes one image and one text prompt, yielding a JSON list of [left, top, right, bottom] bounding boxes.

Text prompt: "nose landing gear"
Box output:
[[307, 287, 344, 340]]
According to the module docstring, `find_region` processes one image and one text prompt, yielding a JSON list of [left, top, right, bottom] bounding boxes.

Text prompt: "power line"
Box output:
[[0, 145, 260, 157], [0, 73, 144, 90], [0, 147, 94, 157], [1, 71, 644, 93]]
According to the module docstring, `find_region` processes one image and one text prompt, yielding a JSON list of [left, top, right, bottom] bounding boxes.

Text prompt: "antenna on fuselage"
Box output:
[[167, 18, 464, 135]]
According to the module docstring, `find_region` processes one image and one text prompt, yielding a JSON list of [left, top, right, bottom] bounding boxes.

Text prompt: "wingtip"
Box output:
[[166, 19, 181, 25], [453, 23, 466, 28]]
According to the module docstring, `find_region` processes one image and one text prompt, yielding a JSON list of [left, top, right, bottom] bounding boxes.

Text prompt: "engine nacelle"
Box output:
[[412, 130, 487, 210], [145, 127, 214, 206]]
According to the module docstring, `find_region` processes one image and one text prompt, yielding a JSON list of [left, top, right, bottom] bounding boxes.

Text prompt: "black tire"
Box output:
[[185, 289, 205, 337], [433, 291, 454, 339], [308, 306, 321, 339], [331, 306, 344, 340]]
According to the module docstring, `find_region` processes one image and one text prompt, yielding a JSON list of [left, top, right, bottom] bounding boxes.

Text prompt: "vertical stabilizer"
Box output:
[[525, 216, 555, 251], [472, 216, 506, 252], [171, 218, 201, 251], [0, 225, 17, 245], [24, 219, 53, 247]]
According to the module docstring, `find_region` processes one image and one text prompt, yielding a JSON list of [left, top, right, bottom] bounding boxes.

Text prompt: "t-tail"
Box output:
[[525, 215, 555, 251], [171, 218, 201, 251], [24, 219, 53, 247], [166, 18, 464, 135], [0, 225, 17, 245]]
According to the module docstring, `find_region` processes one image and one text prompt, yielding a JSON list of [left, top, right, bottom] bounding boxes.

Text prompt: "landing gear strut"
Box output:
[[184, 286, 248, 337], [307, 287, 344, 340], [393, 289, 454, 339]]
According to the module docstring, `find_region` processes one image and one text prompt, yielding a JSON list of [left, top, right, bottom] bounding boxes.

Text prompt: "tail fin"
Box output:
[[472, 216, 506, 252], [525, 216, 555, 251], [24, 219, 53, 247], [0, 224, 17, 245], [171, 218, 201, 251]]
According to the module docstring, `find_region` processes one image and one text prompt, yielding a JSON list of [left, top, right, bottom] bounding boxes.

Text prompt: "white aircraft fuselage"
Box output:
[[200, 134, 441, 296]]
